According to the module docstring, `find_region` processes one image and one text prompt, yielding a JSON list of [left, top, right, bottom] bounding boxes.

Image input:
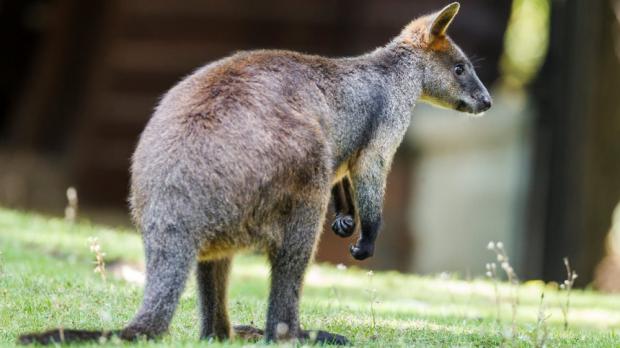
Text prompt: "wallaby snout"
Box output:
[[475, 91, 492, 113], [459, 85, 492, 115]]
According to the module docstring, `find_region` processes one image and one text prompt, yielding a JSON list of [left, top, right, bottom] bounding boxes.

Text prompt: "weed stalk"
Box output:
[[559, 257, 577, 330]]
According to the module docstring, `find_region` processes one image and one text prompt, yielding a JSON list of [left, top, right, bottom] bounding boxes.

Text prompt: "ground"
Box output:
[[1, 208, 619, 347]]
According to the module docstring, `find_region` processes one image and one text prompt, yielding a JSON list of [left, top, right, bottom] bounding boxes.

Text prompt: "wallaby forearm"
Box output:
[[347, 151, 388, 260]]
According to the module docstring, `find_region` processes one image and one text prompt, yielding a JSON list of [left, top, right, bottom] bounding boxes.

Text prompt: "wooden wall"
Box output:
[[527, 0, 620, 284], [3, 0, 511, 270]]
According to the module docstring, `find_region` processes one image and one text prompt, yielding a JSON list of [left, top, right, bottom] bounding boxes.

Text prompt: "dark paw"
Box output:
[[307, 330, 350, 345], [331, 214, 355, 238], [350, 241, 374, 260]]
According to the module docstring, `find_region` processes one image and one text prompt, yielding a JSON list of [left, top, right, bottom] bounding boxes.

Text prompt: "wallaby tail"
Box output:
[[18, 329, 121, 345]]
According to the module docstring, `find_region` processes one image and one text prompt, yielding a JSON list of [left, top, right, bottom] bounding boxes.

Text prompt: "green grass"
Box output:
[[1, 207, 619, 347]]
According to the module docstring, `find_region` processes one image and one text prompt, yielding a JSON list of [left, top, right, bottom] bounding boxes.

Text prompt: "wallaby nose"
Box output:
[[480, 95, 492, 111]]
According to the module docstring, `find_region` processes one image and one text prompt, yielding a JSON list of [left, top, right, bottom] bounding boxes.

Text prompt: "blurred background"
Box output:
[[1, 0, 619, 289]]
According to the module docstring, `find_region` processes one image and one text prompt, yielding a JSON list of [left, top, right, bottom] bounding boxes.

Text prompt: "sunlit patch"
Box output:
[[108, 262, 145, 285], [501, 0, 550, 88], [231, 256, 270, 279], [567, 306, 620, 327], [303, 264, 367, 289], [306, 267, 332, 287]]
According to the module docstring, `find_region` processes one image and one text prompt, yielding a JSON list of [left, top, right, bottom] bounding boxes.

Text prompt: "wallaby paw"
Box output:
[[350, 241, 374, 260], [311, 330, 350, 345], [259, 326, 349, 345], [331, 214, 355, 238]]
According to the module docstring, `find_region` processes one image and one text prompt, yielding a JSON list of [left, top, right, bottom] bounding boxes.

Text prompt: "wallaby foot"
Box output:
[[302, 329, 350, 345], [233, 325, 264, 341], [233, 325, 349, 345], [331, 213, 355, 238]]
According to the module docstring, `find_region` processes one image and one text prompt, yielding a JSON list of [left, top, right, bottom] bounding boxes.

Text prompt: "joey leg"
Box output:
[[331, 177, 357, 238]]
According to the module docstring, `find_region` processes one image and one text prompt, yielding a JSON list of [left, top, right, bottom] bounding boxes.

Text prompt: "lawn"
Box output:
[[1, 207, 619, 347]]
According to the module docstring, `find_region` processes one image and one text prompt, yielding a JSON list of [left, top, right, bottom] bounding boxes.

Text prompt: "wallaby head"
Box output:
[[398, 2, 492, 115]]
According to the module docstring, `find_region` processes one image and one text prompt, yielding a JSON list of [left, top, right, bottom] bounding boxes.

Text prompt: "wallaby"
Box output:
[[19, 2, 490, 345]]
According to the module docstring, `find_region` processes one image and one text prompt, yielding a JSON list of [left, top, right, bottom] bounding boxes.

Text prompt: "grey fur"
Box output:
[[19, 2, 491, 345]]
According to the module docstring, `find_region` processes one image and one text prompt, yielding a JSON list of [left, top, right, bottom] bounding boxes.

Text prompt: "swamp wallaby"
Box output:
[[19, 2, 490, 345]]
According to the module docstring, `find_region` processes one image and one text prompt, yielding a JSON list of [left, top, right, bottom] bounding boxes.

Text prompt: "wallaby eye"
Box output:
[[454, 64, 465, 76]]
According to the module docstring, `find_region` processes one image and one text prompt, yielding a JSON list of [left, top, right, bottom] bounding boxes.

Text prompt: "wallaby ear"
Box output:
[[428, 2, 460, 41]]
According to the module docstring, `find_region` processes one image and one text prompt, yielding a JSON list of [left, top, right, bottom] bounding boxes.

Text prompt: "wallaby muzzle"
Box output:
[[473, 89, 492, 114], [458, 78, 492, 115]]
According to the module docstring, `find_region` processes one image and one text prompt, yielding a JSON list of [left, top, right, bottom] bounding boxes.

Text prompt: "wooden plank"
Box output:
[[87, 92, 156, 123], [106, 39, 235, 73], [117, 0, 341, 23]]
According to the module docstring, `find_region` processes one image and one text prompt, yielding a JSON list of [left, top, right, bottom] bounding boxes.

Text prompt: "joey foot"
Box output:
[[350, 239, 374, 260], [331, 213, 355, 238], [233, 325, 349, 345]]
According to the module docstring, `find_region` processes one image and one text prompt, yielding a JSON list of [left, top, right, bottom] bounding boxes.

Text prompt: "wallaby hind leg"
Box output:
[[196, 257, 232, 340], [265, 200, 349, 345], [120, 225, 195, 340]]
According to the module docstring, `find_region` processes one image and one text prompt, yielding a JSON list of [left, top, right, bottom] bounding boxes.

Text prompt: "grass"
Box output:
[[1, 207, 619, 347]]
